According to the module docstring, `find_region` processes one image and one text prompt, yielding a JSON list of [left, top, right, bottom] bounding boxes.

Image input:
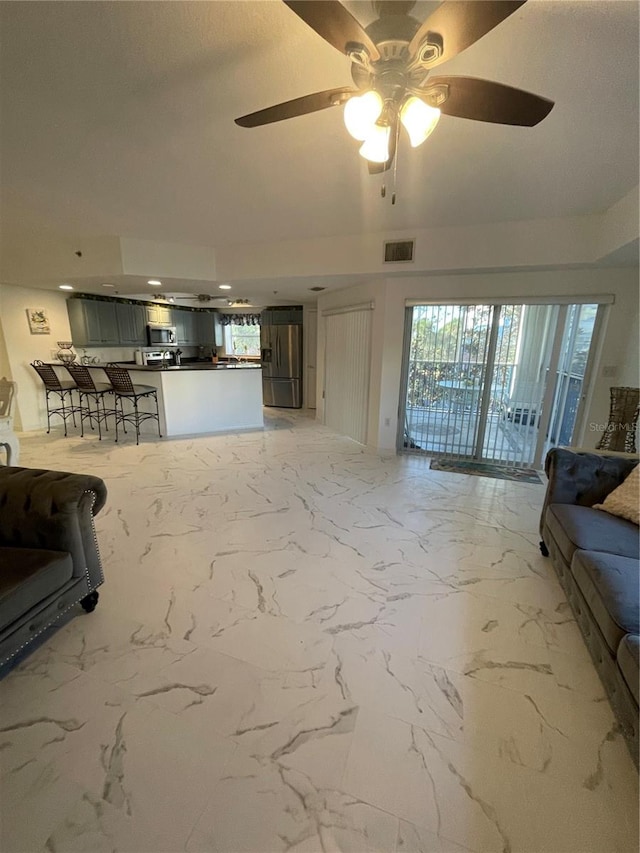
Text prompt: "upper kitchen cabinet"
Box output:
[[67, 298, 119, 346], [197, 311, 223, 348], [146, 303, 173, 325], [261, 307, 303, 325], [174, 309, 198, 345], [116, 302, 146, 345]]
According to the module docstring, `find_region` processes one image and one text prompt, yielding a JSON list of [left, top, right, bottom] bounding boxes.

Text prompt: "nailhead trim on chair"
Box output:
[[1, 490, 104, 668], [85, 491, 105, 587]]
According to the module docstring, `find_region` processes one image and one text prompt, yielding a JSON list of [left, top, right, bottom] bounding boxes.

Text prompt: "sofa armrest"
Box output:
[[0, 467, 107, 587], [540, 448, 637, 537]]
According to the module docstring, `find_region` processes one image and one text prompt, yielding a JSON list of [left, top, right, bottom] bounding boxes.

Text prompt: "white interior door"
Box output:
[[323, 308, 372, 444]]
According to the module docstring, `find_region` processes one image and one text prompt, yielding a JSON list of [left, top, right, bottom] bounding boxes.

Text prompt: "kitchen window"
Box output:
[[224, 323, 261, 356]]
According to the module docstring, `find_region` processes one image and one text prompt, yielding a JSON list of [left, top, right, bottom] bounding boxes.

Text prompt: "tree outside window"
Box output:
[[224, 323, 261, 356]]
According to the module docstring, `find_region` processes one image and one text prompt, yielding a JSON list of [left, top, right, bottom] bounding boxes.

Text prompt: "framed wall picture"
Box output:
[[26, 308, 50, 335]]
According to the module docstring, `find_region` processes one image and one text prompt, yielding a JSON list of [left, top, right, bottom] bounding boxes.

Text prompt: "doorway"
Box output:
[[323, 306, 372, 445], [400, 301, 603, 467]]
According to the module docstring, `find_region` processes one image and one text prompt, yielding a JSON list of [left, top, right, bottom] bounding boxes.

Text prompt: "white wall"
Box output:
[[0, 235, 122, 284], [217, 214, 605, 283], [619, 309, 640, 389], [318, 268, 639, 452], [120, 238, 217, 280], [0, 283, 76, 430]]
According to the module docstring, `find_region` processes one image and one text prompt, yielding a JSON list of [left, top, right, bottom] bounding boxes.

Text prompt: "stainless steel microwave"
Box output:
[[147, 324, 177, 346]]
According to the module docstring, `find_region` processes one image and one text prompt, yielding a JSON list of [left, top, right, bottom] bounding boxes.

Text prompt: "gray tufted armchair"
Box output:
[[0, 466, 107, 669]]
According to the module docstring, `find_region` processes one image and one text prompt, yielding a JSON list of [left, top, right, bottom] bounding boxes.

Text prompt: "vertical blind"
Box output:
[[324, 308, 372, 445]]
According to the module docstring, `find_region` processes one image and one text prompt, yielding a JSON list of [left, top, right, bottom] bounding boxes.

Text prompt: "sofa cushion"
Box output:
[[594, 464, 640, 525], [617, 634, 639, 706], [0, 547, 73, 627], [545, 504, 640, 563], [571, 550, 640, 654]]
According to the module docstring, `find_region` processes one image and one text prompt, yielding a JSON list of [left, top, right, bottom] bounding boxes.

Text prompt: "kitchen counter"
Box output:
[[45, 361, 263, 437], [126, 365, 264, 437], [119, 362, 260, 371], [44, 361, 260, 371]]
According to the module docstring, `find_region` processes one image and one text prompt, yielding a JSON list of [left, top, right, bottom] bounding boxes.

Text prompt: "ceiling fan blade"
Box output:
[[408, 1, 527, 67], [283, 1, 380, 61], [235, 87, 356, 128], [428, 76, 553, 126]]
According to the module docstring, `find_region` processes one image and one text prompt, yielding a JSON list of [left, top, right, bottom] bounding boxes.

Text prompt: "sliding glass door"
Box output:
[[401, 301, 602, 467]]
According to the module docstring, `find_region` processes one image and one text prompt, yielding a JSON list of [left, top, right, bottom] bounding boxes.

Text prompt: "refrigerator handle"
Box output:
[[276, 332, 280, 367]]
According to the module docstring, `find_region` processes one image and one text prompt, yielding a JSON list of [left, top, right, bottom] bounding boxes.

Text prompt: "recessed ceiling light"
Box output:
[[148, 279, 162, 286], [102, 283, 115, 288], [218, 284, 232, 290], [59, 284, 74, 290]]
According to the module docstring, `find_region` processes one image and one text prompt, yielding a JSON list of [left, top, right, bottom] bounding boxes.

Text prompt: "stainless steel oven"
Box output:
[[136, 350, 173, 367], [147, 324, 177, 346]]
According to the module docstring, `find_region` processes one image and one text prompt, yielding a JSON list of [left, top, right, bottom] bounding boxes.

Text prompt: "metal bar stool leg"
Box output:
[[96, 394, 103, 441], [115, 395, 122, 443], [154, 391, 162, 438], [134, 396, 140, 445], [45, 390, 52, 434], [79, 392, 86, 437], [70, 389, 78, 428], [60, 391, 68, 437]]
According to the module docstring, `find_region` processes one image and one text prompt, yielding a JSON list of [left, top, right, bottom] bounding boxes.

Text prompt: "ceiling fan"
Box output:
[[182, 294, 229, 303], [181, 294, 253, 306], [235, 0, 554, 173]]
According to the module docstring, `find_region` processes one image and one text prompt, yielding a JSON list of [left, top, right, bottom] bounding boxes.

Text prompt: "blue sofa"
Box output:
[[540, 448, 639, 768]]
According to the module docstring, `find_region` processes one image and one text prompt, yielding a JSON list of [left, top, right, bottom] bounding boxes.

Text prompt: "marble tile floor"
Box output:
[[1, 410, 638, 853]]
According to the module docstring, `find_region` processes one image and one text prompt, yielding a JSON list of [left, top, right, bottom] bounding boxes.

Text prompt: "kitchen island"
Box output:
[[124, 363, 263, 437], [45, 362, 263, 438]]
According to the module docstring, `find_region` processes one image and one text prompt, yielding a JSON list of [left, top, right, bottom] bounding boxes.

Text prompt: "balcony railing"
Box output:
[[406, 359, 516, 414]]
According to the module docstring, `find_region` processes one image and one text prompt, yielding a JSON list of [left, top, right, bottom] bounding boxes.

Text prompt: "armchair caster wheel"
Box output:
[[80, 590, 99, 613], [539, 540, 549, 557]]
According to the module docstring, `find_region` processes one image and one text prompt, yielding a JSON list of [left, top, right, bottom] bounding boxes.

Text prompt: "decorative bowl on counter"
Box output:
[[56, 342, 77, 363]]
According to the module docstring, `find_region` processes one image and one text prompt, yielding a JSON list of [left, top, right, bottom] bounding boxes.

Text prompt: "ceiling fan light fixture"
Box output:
[[359, 123, 391, 163], [344, 90, 383, 141], [400, 97, 440, 147]]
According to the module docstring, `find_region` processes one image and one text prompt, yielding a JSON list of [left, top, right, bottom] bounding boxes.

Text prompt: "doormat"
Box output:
[[429, 458, 542, 483]]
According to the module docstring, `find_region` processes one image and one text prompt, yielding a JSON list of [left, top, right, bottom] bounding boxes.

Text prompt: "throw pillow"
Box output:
[[594, 464, 640, 525]]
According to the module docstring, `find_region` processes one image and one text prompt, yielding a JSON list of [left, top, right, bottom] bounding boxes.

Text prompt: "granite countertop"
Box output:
[[46, 361, 260, 371], [124, 362, 261, 371]]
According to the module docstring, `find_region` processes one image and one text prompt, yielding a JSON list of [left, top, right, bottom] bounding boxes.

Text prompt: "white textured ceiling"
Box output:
[[1, 0, 638, 298]]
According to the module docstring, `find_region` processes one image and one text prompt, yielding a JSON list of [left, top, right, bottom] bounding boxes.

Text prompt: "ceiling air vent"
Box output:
[[383, 239, 415, 263]]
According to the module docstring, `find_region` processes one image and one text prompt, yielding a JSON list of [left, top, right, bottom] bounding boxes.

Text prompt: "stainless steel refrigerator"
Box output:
[[261, 323, 303, 408]]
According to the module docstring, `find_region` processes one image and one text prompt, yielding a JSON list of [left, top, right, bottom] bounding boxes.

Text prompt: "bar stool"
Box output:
[[30, 360, 79, 436], [64, 363, 114, 440], [103, 364, 162, 445]]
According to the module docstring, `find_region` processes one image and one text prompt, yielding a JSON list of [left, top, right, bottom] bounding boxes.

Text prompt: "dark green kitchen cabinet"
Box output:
[[174, 309, 198, 345], [67, 299, 119, 346], [197, 311, 223, 347], [116, 302, 146, 345]]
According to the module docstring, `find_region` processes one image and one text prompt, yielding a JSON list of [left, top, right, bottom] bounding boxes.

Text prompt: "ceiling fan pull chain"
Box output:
[[391, 120, 400, 205]]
